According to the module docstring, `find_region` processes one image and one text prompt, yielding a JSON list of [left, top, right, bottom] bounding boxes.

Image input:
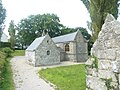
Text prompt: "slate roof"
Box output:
[[52, 31, 77, 43], [26, 30, 85, 51], [26, 36, 46, 51]]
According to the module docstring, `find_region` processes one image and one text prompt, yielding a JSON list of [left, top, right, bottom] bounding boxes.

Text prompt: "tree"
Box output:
[[61, 27, 76, 35], [81, 0, 119, 41], [0, 0, 6, 40], [8, 20, 16, 49], [16, 13, 63, 49], [62, 27, 91, 41]]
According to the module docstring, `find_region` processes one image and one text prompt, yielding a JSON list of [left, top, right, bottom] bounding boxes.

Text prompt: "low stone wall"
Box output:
[[86, 14, 120, 90]]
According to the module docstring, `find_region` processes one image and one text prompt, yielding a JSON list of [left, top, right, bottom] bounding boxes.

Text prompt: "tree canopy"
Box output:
[[0, 0, 6, 40], [16, 14, 63, 48], [8, 20, 16, 49], [81, 0, 119, 41]]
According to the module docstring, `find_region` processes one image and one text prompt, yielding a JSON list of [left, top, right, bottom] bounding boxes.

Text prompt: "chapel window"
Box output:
[[47, 50, 50, 55], [65, 44, 70, 51]]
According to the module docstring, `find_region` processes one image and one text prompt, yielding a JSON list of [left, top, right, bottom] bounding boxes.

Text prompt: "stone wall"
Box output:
[[86, 14, 120, 90], [56, 30, 88, 62], [56, 41, 77, 62], [75, 30, 88, 62], [25, 51, 36, 66], [35, 35, 60, 66]]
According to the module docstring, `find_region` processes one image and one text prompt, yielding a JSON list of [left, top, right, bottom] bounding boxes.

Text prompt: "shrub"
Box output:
[[1, 47, 13, 57], [0, 51, 6, 86], [0, 42, 11, 48]]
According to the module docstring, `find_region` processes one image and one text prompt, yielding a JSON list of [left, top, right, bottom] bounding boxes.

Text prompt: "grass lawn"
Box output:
[[12, 50, 25, 56], [39, 64, 86, 90]]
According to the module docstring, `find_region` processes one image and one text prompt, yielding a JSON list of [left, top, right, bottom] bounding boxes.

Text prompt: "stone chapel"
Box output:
[[26, 30, 88, 66]]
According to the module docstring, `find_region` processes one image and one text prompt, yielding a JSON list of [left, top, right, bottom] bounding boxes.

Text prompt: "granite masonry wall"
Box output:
[[86, 14, 120, 90]]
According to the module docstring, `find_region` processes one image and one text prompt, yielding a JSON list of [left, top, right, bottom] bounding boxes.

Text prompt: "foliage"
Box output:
[[8, 20, 16, 49], [101, 78, 115, 90], [16, 13, 92, 52], [39, 64, 86, 90], [115, 73, 119, 90], [86, 55, 98, 71], [0, 42, 11, 48], [1, 58, 15, 90], [16, 13, 63, 49], [1, 47, 13, 57], [0, 49, 24, 90], [61, 27, 91, 40], [0, 51, 6, 88], [0, 0, 6, 39], [92, 55, 98, 69], [81, 0, 119, 41]]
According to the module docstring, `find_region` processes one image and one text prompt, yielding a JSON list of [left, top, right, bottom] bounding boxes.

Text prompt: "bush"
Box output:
[[0, 42, 11, 48], [1, 48, 13, 57], [0, 51, 6, 86]]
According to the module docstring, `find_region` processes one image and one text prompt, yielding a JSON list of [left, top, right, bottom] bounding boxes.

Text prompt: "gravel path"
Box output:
[[11, 56, 54, 90]]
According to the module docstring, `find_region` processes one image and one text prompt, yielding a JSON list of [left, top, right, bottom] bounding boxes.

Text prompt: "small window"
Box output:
[[65, 44, 70, 51], [47, 40, 49, 43], [47, 50, 50, 55]]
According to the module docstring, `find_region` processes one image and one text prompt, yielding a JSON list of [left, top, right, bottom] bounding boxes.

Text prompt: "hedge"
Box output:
[[0, 42, 11, 48], [0, 51, 6, 87]]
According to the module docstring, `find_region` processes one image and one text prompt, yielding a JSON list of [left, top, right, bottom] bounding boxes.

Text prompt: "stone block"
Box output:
[[86, 76, 107, 90], [116, 51, 120, 61], [97, 50, 106, 59], [114, 25, 120, 34], [92, 68, 98, 77], [98, 70, 113, 79], [104, 39, 118, 48], [111, 61, 120, 73], [98, 60, 112, 70], [86, 58, 93, 66], [111, 74, 118, 83], [86, 67, 98, 77], [86, 67, 93, 75], [105, 49, 116, 60]]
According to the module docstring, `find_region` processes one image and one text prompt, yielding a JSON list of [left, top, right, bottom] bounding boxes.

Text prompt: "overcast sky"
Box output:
[[3, 0, 91, 35]]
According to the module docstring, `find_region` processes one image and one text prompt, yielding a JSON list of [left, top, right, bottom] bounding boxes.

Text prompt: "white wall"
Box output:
[[25, 51, 35, 66]]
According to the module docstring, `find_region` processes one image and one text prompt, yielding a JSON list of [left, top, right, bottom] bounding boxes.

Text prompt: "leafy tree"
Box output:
[[75, 27, 91, 40], [16, 13, 63, 49], [61, 27, 76, 35], [8, 20, 16, 49], [62, 27, 91, 41], [81, 0, 119, 41], [0, 0, 6, 40]]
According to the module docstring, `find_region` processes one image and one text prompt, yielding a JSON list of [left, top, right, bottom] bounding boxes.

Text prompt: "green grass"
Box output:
[[39, 64, 86, 90], [1, 58, 14, 90], [12, 50, 25, 56]]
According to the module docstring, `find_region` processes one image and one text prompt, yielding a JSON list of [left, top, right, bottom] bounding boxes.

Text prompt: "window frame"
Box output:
[[65, 43, 70, 52]]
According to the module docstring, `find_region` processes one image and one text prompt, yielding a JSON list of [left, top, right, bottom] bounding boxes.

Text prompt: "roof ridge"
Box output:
[[52, 31, 78, 43], [52, 31, 77, 39], [26, 35, 46, 51]]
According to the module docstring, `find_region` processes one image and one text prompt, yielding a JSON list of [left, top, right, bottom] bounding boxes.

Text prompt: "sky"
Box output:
[[2, 0, 91, 35]]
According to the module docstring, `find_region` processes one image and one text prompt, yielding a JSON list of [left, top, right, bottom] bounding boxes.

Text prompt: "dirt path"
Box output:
[[11, 56, 54, 90]]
